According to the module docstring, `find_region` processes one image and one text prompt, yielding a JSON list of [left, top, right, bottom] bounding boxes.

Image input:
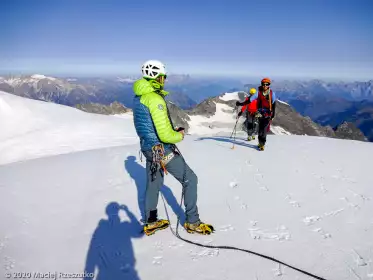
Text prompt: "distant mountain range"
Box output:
[[0, 74, 197, 110], [314, 101, 373, 141], [1, 74, 371, 141], [269, 79, 373, 101]]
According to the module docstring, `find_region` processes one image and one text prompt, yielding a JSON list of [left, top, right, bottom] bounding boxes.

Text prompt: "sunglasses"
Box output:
[[262, 83, 270, 86]]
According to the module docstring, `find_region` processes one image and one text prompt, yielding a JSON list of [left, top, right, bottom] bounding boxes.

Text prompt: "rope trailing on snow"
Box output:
[[160, 145, 328, 280]]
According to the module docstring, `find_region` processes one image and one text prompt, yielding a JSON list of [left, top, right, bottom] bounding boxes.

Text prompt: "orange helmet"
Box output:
[[261, 78, 271, 85]]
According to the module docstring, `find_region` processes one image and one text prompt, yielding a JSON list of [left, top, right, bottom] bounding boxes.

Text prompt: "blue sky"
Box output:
[[1, 0, 372, 80]]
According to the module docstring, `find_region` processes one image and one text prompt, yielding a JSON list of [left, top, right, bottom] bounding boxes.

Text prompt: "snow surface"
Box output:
[[188, 103, 239, 135], [30, 74, 55, 80], [271, 125, 292, 135], [0, 91, 137, 165], [1, 92, 373, 280], [219, 91, 240, 101], [219, 91, 248, 102]]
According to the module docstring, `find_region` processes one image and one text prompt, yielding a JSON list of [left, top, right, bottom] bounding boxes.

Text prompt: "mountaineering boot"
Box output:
[[247, 136, 252, 141], [251, 135, 256, 140], [184, 220, 215, 235], [258, 143, 265, 151], [143, 219, 170, 236], [143, 209, 169, 236]]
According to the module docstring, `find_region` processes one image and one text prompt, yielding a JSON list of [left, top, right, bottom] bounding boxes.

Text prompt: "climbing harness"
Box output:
[[149, 144, 176, 181]]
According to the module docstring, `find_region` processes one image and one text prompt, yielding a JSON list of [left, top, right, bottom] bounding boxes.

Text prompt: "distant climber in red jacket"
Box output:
[[237, 88, 259, 141], [236, 78, 277, 150]]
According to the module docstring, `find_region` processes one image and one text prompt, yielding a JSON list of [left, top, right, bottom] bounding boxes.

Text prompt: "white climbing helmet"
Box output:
[[141, 60, 166, 79]]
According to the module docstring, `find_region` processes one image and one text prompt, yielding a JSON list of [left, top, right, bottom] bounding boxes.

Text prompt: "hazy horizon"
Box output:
[[2, 0, 372, 81], [0, 70, 370, 84]]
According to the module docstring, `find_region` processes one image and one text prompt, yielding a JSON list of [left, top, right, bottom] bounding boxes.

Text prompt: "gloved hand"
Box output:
[[236, 101, 242, 106], [255, 112, 262, 118], [179, 130, 185, 139]]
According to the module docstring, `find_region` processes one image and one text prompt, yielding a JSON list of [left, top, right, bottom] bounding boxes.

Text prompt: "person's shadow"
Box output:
[[124, 156, 186, 226], [83, 202, 144, 280], [195, 136, 258, 150]]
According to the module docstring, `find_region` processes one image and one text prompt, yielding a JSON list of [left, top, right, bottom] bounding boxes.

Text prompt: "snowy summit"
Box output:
[[0, 91, 372, 280]]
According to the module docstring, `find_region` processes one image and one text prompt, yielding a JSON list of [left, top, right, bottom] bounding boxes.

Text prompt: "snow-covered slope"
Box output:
[[188, 103, 241, 135], [186, 92, 291, 136], [219, 91, 244, 102], [0, 91, 137, 165], [1, 92, 373, 280]]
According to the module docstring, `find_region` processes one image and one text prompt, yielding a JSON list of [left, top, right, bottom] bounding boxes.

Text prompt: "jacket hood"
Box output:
[[133, 78, 169, 97]]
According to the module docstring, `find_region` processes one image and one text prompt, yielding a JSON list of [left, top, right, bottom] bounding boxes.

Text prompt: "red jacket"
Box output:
[[258, 89, 274, 111], [241, 97, 258, 114]]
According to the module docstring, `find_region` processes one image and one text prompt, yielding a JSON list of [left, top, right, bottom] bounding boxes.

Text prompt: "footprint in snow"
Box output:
[[312, 173, 325, 180], [248, 225, 291, 241], [240, 203, 248, 210], [250, 221, 258, 226], [152, 256, 163, 265], [229, 182, 238, 188], [22, 218, 30, 225], [168, 241, 184, 249], [312, 228, 332, 239], [348, 189, 371, 202], [324, 208, 344, 217], [303, 215, 321, 226], [289, 201, 301, 208], [0, 236, 10, 254], [189, 248, 219, 261], [245, 160, 253, 167], [0, 237, 8, 253], [285, 194, 301, 208], [153, 241, 164, 252], [220, 225, 235, 232], [320, 183, 328, 193], [3, 256, 16, 270], [255, 173, 264, 179], [340, 197, 360, 210], [259, 185, 269, 191]]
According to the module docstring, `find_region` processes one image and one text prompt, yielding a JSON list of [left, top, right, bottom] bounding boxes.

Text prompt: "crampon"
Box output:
[[143, 219, 170, 236], [184, 221, 215, 235]]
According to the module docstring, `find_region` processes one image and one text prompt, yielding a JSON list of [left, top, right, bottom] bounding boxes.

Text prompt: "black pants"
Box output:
[[258, 117, 271, 145], [244, 113, 258, 136]]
